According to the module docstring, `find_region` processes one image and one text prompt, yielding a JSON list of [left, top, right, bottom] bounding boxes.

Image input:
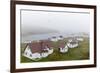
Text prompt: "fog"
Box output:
[[21, 10, 90, 42]]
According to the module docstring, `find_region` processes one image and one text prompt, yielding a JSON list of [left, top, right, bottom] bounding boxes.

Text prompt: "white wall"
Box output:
[[0, 0, 100, 73]]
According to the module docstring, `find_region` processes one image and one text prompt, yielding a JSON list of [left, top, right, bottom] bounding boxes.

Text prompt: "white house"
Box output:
[[50, 36, 58, 42], [68, 39, 72, 42], [23, 42, 42, 61], [45, 46, 54, 54], [23, 40, 53, 61], [67, 40, 79, 48], [58, 40, 69, 53], [59, 45, 69, 53], [76, 37, 84, 41], [57, 36, 63, 40], [41, 46, 54, 58], [50, 36, 64, 42], [41, 50, 49, 58]]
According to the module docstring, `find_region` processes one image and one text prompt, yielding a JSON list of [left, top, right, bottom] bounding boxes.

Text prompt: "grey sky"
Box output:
[[21, 10, 90, 42]]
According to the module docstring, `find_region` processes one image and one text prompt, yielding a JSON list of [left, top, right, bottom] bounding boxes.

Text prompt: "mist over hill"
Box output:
[[21, 10, 90, 43]]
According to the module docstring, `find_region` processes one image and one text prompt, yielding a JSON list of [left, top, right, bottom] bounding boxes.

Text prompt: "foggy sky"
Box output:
[[21, 10, 90, 42]]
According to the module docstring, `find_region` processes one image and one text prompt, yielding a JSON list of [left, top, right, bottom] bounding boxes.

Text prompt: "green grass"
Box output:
[[21, 37, 89, 63]]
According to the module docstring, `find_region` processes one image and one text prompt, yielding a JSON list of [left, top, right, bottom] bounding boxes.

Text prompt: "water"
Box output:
[[21, 32, 89, 43]]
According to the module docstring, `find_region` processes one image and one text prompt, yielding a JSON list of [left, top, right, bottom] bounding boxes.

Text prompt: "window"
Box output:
[[25, 52, 27, 55], [30, 54, 32, 57]]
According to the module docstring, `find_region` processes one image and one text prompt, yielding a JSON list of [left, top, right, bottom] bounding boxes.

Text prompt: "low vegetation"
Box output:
[[21, 37, 89, 63]]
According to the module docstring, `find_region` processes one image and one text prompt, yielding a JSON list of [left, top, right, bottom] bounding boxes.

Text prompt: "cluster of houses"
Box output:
[[23, 36, 84, 61]]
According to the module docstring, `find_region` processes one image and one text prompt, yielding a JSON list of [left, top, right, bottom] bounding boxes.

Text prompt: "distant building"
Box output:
[[76, 37, 84, 41], [50, 36, 63, 42], [50, 36, 58, 42], [58, 35, 63, 40]]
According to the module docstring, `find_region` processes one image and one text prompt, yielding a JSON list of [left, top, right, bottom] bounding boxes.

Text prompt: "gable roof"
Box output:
[[27, 40, 52, 53], [58, 40, 66, 48], [68, 39, 78, 45], [28, 42, 42, 53], [41, 40, 52, 49]]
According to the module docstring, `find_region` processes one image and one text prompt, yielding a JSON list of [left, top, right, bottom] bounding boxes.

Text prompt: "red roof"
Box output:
[[28, 42, 41, 53], [58, 40, 66, 48], [41, 40, 52, 49], [27, 40, 52, 53]]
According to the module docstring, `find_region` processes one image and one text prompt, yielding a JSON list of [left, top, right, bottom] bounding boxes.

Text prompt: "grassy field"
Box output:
[[21, 37, 89, 63]]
